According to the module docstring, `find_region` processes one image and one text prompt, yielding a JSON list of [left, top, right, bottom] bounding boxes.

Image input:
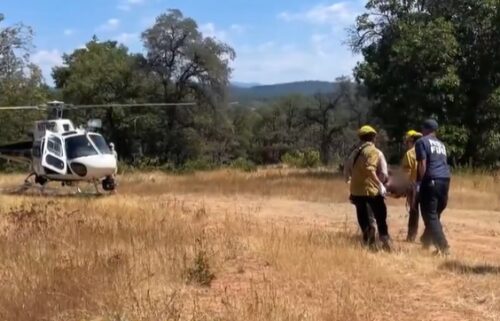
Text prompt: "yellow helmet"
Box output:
[[358, 125, 377, 136], [405, 129, 422, 140]]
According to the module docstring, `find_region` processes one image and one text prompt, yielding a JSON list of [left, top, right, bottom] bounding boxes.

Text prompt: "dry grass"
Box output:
[[0, 168, 500, 320], [117, 167, 500, 211]]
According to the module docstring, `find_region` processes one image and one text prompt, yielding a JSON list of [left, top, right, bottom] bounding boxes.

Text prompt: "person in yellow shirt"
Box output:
[[344, 136, 389, 232], [401, 130, 423, 242], [349, 125, 391, 251]]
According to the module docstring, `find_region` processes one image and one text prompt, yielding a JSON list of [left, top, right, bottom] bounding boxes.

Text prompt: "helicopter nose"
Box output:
[[70, 155, 117, 179]]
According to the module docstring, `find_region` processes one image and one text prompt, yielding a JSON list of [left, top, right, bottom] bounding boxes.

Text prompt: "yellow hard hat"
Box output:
[[358, 125, 377, 136], [405, 130, 422, 139]]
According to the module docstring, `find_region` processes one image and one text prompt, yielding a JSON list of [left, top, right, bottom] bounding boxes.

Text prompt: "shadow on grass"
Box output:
[[440, 260, 500, 275]]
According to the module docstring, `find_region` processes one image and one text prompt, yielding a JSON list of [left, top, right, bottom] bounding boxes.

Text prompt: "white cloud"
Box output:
[[200, 23, 228, 41], [114, 32, 139, 45], [140, 16, 156, 28], [230, 24, 246, 33], [311, 34, 329, 57], [31, 50, 63, 84], [251, 1, 365, 83], [278, 2, 361, 29], [118, 0, 146, 11], [97, 18, 120, 32], [256, 41, 275, 52], [118, 5, 131, 11], [231, 37, 360, 84], [63, 29, 74, 36]]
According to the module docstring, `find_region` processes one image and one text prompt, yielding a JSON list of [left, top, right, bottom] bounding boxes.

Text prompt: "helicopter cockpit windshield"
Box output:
[[65, 135, 98, 159], [89, 134, 112, 155], [64, 133, 111, 160]]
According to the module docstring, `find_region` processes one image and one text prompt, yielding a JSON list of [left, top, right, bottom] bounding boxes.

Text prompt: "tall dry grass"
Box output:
[[0, 194, 382, 321], [117, 168, 500, 211], [0, 168, 499, 320]]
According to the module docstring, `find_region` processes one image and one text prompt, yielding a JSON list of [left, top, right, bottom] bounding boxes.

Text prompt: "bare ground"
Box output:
[[165, 193, 500, 321]]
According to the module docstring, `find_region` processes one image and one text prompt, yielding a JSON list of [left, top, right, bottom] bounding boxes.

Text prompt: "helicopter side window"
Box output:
[[89, 134, 112, 154], [47, 136, 63, 157], [65, 135, 98, 159]]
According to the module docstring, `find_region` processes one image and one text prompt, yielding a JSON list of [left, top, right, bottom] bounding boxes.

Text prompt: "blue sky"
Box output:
[[2, 0, 365, 85]]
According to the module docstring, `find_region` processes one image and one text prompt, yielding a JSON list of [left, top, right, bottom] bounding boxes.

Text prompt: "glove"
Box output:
[[379, 183, 387, 197]]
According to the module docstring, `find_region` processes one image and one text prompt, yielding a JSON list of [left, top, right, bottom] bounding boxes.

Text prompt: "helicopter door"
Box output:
[[41, 132, 67, 175]]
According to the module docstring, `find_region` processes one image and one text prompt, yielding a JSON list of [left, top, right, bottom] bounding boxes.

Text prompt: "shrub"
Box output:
[[231, 158, 257, 172], [180, 158, 215, 173], [185, 250, 215, 287], [281, 150, 321, 168]]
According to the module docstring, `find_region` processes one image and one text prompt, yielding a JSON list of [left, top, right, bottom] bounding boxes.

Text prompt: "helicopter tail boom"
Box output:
[[0, 141, 33, 165]]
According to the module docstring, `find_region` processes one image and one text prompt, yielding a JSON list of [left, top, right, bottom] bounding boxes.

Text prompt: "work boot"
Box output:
[[363, 226, 376, 247], [420, 233, 432, 250], [380, 235, 392, 253], [432, 247, 450, 257]]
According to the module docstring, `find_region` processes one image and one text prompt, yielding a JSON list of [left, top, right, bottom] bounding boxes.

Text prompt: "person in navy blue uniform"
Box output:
[[415, 119, 451, 255]]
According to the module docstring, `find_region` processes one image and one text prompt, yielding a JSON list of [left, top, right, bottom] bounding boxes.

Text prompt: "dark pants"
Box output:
[[407, 191, 420, 241], [419, 178, 450, 250], [351, 195, 389, 245]]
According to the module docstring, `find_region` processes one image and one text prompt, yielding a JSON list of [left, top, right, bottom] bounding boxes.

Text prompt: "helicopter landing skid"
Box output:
[[2, 179, 109, 197], [9, 181, 54, 195], [24, 172, 36, 184], [63, 180, 104, 196]]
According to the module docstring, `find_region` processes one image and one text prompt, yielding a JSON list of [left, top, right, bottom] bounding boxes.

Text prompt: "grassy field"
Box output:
[[1, 168, 500, 321]]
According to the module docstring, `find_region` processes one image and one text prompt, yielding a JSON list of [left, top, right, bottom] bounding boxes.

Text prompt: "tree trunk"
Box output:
[[320, 138, 331, 165]]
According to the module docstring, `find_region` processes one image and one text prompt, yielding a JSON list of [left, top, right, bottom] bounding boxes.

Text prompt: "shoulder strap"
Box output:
[[353, 144, 370, 168]]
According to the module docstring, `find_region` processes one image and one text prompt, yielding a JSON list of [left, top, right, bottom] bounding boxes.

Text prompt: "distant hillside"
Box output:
[[231, 81, 261, 88], [230, 81, 338, 102]]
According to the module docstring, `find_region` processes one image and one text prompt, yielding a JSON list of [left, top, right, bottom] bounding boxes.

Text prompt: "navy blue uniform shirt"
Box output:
[[415, 136, 450, 181]]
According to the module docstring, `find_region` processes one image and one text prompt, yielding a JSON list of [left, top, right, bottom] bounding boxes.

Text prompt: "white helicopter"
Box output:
[[0, 100, 196, 194]]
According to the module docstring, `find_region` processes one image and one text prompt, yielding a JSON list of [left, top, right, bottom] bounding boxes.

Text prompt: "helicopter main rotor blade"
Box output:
[[0, 101, 239, 112], [0, 106, 43, 111], [66, 102, 198, 109]]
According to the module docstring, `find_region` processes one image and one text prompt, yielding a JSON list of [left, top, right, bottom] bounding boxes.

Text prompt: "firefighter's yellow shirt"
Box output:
[[350, 142, 380, 197], [401, 147, 418, 182]]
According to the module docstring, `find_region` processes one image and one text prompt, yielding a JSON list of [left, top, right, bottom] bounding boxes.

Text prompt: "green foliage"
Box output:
[[438, 125, 469, 166], [142, 9, 235, 103], [53, 38, 137, 105], [352, 0, 500, 166], [0, 16, 49, 145], [282, 150, 321, 169], [0, 10, 378, 173], [304, 77, 364, 165], [0, 160, 29, 173], [476, 131, 500, 166], [180, 158, 215, 173], [230, 157, 257, 172], [50, 10, 237, 167]]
